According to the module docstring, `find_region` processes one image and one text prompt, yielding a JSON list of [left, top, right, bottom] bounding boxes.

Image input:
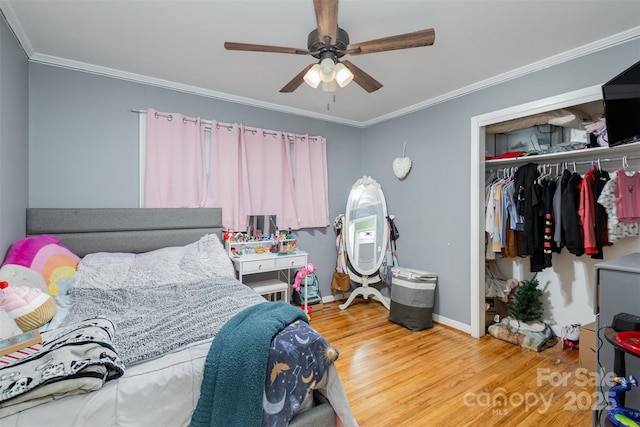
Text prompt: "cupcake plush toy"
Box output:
[[0, 281, 56, 331]]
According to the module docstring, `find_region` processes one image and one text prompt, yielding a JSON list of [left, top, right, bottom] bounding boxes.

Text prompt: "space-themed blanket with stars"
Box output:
[[0, 318, 124, 419], [262, 318, 339, 426], [191, 301, 339, 427]]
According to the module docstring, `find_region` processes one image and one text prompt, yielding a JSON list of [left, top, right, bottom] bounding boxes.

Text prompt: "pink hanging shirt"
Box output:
[[615, 169, 640, 223]]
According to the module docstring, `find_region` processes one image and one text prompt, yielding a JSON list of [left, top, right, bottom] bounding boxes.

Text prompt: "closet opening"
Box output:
[[469, 85, 604, 338]]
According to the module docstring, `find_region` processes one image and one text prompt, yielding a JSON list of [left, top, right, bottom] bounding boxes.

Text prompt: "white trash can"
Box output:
[[389, 267, 438, 331]]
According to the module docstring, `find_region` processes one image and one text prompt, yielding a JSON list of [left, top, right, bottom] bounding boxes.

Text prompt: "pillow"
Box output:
[[1, 235, 80, 296], [0, 265, 48, 293], [74, 234, 234, 290]]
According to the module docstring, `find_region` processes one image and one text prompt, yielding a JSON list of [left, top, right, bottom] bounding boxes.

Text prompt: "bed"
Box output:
[[0, 208, 357, 427]]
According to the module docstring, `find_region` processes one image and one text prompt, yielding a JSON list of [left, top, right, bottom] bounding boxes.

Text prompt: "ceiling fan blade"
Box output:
[[280, 64, 315, 93], [341, 60, 382, 93], [224, 42, 309, 55], [348, 28, 435, 55], [313, 0, 339, 45]]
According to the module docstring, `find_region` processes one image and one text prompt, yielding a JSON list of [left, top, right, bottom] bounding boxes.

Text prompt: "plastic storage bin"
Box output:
[[389, 267, 438, 331]]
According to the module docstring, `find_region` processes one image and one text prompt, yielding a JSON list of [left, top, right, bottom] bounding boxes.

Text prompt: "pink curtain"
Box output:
[[242, 127, 298, 230], [204, 121, 251, 231], [144, 109, 329, 231], [206, 124, 298, 231], [144, 109, 205, 207], [293, 135, 330, 228]]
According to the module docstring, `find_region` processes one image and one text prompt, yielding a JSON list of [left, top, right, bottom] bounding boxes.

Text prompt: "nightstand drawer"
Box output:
[[242, 258, 276, 274], [230, 250, 308, 283], [275, 254, 307, 269]]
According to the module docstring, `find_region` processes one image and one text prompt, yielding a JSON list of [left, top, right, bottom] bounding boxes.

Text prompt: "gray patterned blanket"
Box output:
[[61, 278, 264, 366], [59, 234, 265, 365]]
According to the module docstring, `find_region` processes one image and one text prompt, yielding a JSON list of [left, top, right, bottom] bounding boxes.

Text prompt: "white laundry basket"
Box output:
[[389, 267, 438, 331]]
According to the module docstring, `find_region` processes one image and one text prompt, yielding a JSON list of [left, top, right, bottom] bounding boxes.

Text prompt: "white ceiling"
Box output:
[[2, 0, 639, 127]]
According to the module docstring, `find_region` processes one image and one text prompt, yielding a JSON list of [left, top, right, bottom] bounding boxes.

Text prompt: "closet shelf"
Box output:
[[485, 140, 640, 168]]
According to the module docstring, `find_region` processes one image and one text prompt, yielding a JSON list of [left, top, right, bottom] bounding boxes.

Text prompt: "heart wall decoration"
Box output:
[[393, 142, 412, 180]]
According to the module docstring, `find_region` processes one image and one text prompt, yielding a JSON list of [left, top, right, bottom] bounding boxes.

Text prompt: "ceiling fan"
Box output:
[[224, 0, 435, 93]]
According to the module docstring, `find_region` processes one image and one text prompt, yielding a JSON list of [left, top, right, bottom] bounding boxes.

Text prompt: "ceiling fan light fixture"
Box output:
[[335, 62, 354, 87], [303, 64, 321, 88], [225, 2, 436, 95], [322, 80, 337, 92], [319, 57, 336, 83]]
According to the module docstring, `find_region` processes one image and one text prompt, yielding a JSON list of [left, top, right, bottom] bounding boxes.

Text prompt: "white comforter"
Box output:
[[1, 234, 359, 426]]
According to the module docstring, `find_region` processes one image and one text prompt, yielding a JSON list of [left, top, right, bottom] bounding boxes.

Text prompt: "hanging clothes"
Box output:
[[597, 173, 640, 241], [485, 177, 499, 260], [552, 173, 564, 250], [578, 165, 599, 256], [541, 176, 558, 268], [514, 163, 545, 272], [615, 168, 640, 223], [592, 168, 612, 259], [501, 177, 524, 258], [561, 170, 585, 256], [491, 180, 506, 253], [486, 155, 639, 273]]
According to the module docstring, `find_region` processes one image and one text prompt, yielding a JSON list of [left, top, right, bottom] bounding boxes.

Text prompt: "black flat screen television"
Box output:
[[602, 60, 640, 147]]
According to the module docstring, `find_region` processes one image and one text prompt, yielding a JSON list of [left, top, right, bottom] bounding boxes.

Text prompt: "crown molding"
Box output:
[[28, 53, 364, 128], [0, 0, 35, 57], [363, 26, 640, 127], [3, 0, 638, 129]]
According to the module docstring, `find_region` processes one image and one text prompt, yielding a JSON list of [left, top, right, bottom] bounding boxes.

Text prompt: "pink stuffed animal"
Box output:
[[293, 262, 316, 292]]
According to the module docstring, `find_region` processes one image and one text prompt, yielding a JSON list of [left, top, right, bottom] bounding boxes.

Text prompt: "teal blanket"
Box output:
[[190, 302, 308, 427]]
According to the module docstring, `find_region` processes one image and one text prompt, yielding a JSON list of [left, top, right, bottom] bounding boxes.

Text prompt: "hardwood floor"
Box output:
[[310, 300, 596, 427]]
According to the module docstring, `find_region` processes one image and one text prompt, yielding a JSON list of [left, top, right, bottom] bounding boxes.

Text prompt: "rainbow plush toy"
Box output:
[[0, 235, 80, 297]]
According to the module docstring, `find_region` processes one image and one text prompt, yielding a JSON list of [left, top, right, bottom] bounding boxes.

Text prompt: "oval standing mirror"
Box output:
[[340, 176, 390, 311]]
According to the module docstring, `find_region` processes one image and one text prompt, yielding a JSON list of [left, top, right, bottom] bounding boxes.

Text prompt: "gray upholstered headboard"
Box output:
[[26, 208, 223, 257]]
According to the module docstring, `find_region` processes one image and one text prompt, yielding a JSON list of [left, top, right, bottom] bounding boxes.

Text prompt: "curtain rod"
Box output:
[[131, 109, 318, 142]]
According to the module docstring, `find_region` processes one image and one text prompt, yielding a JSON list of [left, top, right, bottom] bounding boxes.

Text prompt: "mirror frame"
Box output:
[[343, 176, 389, 277], [246, 214, 277, 238]]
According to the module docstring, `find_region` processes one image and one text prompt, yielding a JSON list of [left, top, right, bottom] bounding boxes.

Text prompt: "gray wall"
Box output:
[[0, 14, 28, 258], [361, 40, 640, 325], [27, 63, 363, 300], [12, 32, 640, 327]]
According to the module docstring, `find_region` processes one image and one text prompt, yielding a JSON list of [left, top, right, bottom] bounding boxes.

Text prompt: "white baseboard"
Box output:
[[321, 294, 341, 303], [432, 314, 471, 334], [322, 294, 472, 335]]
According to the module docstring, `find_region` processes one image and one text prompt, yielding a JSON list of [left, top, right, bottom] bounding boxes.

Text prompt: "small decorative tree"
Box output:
[[507, 275, 544, 325]]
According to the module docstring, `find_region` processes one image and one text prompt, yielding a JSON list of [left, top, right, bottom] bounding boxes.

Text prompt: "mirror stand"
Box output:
[[340, 175, 391, 311], [338, 274, 390, 310]]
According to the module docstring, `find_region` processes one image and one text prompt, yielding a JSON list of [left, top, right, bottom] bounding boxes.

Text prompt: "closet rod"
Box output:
[[486, 153, 640, 171], [131, 109, 318, 142], [565, 154, 640, 166]]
